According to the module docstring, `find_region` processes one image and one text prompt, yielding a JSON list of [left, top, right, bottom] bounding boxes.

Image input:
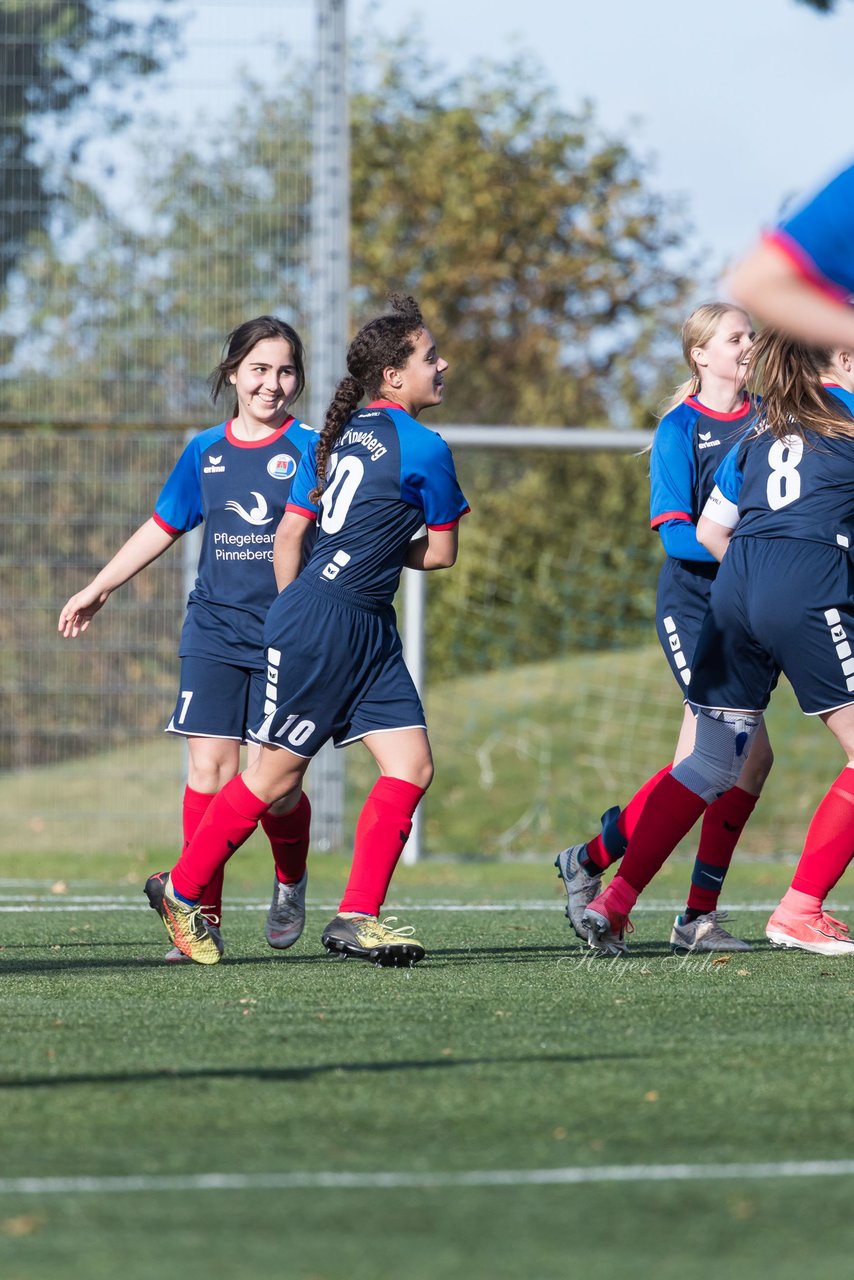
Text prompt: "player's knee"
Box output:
[[413, 758, 434, 791], [672, 708, 761, 802], [739, 738, 773, 791]]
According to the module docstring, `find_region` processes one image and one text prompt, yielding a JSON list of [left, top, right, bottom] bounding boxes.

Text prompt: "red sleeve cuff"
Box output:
[[651, 510, 691, 530], [762, 229, 851, 303], [285, 503, 318, 522], [152, 512, 181, 536], [427, 507, 470, 531]]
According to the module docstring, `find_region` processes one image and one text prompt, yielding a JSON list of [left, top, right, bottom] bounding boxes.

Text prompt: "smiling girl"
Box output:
[[59, 317, 316, 959], [146, 294, 469, 967], [556, 303, 774, 955]]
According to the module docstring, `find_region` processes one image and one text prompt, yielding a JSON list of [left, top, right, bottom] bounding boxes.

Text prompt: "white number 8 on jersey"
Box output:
[[766, 434, 803, 511]]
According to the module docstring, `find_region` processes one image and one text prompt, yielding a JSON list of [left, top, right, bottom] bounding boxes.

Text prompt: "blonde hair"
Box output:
[[659, 302, 751, 416], [746, 329, 854, 441]]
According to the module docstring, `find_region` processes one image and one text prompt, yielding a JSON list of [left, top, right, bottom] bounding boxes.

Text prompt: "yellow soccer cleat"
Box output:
[[321, 913, 425, 966], [144, 871, 223, 965]]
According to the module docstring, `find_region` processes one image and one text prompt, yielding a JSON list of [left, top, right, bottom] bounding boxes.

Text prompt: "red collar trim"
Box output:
[[684, 394, 751, 422], [367, 399, 406, 412], [225, 415, 293, 447]]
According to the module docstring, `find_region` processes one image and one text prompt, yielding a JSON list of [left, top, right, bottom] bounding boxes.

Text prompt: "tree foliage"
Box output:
[[1, 38, 691, 673], [1, 40, 695, 432], [350, 43, 695, 428], [0, 0, 178, 293], [0, 89, 311, 423]]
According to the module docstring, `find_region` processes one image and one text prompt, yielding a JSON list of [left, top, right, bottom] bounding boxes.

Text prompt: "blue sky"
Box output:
[[109, 0, 854, 287], [350, 0, 854, 278]]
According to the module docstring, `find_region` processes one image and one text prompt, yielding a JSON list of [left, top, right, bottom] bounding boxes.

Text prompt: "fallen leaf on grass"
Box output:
[[2, 1214, 46, 1237]]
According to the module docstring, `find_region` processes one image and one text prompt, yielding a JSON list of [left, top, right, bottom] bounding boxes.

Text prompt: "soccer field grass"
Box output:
[[2, 851, 854, 1279]]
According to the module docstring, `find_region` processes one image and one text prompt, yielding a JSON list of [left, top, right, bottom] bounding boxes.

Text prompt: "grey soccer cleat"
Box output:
[[555, 844, 602, 940], [265, 871, 308, 950], [581, 894, 631, 958], [670, 911, 751, 955]]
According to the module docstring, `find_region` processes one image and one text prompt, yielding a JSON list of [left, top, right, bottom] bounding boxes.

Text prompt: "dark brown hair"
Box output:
[[309, 294, 424, 502], [209, 316, 306, 416]]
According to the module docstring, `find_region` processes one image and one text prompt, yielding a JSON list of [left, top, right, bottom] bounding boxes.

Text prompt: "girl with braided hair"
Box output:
[[145, 294, 469, 966]]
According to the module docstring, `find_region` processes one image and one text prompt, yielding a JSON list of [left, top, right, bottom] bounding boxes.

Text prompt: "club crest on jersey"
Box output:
[[267, 454, 298, 480], [224, 491, 274, 526], [204, 454, 226, 473]]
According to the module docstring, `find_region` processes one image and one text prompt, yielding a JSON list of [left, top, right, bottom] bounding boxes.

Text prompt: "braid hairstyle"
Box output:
[[209, 315, 307, 417], [309, 294, 424, 503], [746, 328, 854, 442]]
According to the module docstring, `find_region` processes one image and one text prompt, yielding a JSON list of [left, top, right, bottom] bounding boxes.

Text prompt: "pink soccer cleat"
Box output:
[[766, 905, 854, 956]]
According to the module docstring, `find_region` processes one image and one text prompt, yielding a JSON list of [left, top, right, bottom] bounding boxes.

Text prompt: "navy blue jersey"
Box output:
[[765, 161, 854, 300], [710, 395, 854, 551], [649, 395, 755, 563], [286, 401, 469, 605], [154, 416, 317, 666]]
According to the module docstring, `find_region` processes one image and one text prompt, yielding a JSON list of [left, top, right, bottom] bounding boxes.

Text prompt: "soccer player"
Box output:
[[58, 317, 316, 960], [580, 328, 854, 957], [729, 160, 854, 349], [556, 303, 773, 955], [144, 294, 469, 966]]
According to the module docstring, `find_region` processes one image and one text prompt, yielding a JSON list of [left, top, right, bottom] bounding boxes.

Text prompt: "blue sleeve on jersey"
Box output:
[[284, 416, 320, 455], [286, 437, 321, 516], [656, 519, 716, 562], [827, 385, 854, 418], [393, 413, 469, 526], [775, 162, 854, 297], [153, 424, 226, 533], [712, 438, 746, 506], [649, 407, 696, 525]]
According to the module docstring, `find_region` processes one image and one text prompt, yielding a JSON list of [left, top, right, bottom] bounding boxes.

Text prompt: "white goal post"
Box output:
[[401, 425, 653, 864]]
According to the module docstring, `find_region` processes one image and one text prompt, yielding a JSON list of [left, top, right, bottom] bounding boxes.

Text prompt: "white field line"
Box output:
[[2, 1160, 854, 1196], [0, 896, 833, 915]]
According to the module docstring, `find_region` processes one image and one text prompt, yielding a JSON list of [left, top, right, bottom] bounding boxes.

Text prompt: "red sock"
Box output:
[[182, 786, 223, 923], [791, 766, 854, 898], [686, 786, 759, 915], [261, 792, 311, 884], [171, 775, 269, 902], [616, 771, 708, 895], [585, 765, 672, 870], [339, 777, 425, 917]]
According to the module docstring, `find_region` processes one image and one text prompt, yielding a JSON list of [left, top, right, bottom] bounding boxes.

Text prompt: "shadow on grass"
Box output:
[[427, 942, 688, 961], [0, 937, 772, 972], [0, 1049, 645, 1090]]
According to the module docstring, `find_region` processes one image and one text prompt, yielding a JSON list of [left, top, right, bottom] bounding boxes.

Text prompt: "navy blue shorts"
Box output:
[[655, 558, 717, 693], [165, 655, 267, 742], [250, 578, 425, 758], [688, 536, 854, 716]]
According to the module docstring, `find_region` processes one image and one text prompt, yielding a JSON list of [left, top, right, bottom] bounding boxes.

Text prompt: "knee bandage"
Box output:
[[671, 708, 761, 803]]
